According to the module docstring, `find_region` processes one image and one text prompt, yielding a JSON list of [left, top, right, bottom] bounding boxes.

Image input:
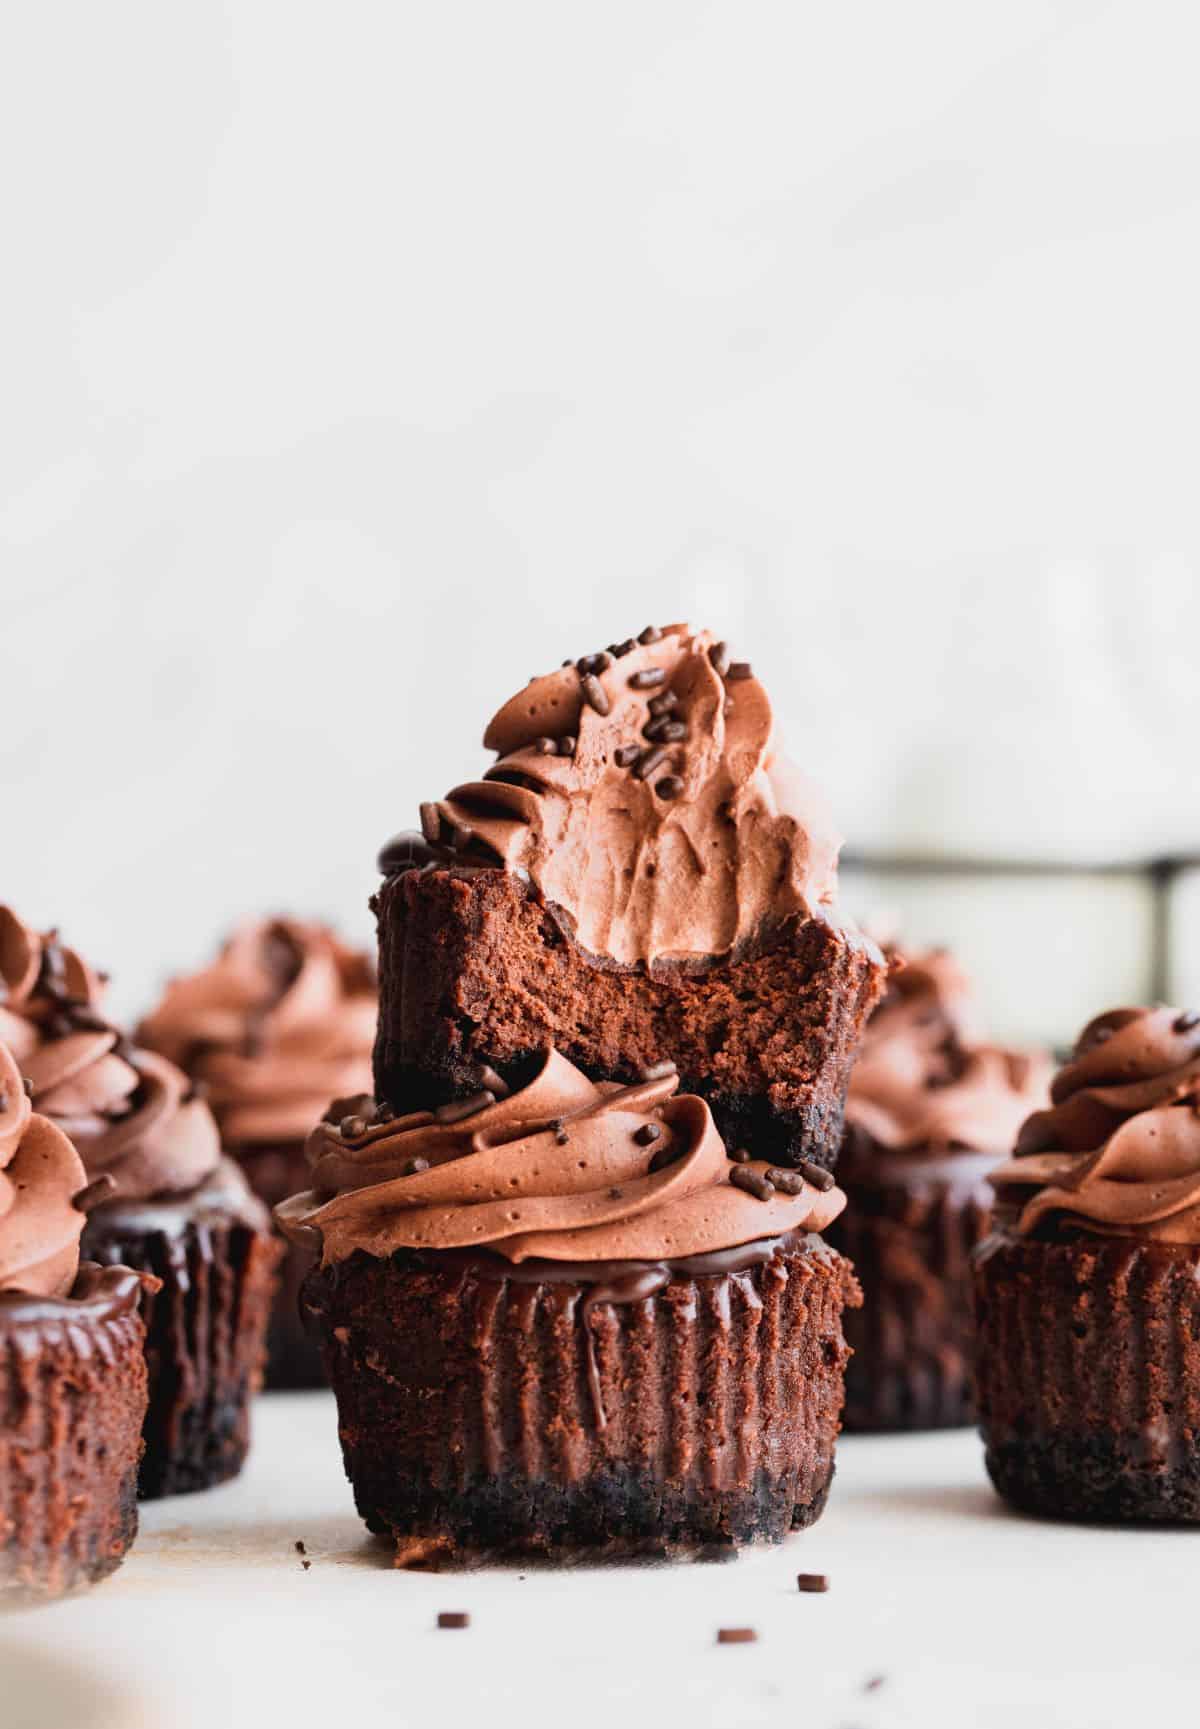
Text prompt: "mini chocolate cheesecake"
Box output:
[[280, 1049, 858, 1563], [978, 1006, 1200, 1522], [139, 917, 377, 1389], [828, 945, 1049, 1431], [0, 1041, 150, 1599], [372, 625, 886, 1170], [0, 906, 281, 1498]]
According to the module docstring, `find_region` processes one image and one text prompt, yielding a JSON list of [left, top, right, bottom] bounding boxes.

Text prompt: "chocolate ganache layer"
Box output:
[[378, 624, 846, 970], [989, 1005, 1200, 1242], [278, 1048, 846, 1283], [0, 907, 220, 1204], [845, 944, 1050, 1163], [138, 918, 376, 1146]]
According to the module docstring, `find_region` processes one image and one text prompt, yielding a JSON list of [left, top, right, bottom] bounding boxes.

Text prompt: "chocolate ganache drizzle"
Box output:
[[377, 624, 845, 968], [0, 1040, 88, 1298], [138, 918, 376, 1147], [0, 906, 220, 1204], [990, 1006, 1200, 1242], [845, 945, 1050, 1160], [278, 1047, 846, 1277]]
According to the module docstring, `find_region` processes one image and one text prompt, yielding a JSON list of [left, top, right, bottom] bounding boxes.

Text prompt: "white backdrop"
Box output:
[[4, 1, 1199, 1023]]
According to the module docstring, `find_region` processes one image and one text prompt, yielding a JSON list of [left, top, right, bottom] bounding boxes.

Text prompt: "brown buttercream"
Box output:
[[0, 1040, 87, 1297], [991, 1006, 1200, 1243], [845, 944, 1050, 1155], [401, 625, 844, 967], [278, 1047, 845, 1267], [138, 918, 376, 1145], [0, 906, 220, 1203]]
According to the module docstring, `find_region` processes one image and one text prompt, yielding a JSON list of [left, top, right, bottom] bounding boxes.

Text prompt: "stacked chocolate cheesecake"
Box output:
[[282, 624, 887, 1563]]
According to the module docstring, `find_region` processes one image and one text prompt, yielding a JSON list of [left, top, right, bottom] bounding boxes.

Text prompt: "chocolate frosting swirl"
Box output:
[[0, 906, 220, 1204], [990, 1006, 1200, 1243], [138, 918, 376, 1146], [387, 625, 844, 967], [0, 1040, 87, 1297], [277, 1047, 845, 1267], [845, 945, 1050, 1155]]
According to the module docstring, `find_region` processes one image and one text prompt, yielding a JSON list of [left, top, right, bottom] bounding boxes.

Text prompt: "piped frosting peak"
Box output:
[[991, 1006, 1200, 1243], [379, 624, 844, 967]]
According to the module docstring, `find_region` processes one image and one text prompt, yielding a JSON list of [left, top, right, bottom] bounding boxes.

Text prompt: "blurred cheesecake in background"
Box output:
[[827, 940, 1051, 1432]]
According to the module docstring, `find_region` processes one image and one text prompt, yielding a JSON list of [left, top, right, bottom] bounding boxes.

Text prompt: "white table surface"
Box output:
[[5, 1391, 1196, 1728]]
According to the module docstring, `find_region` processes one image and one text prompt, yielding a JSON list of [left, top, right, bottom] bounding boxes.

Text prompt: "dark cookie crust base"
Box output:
[[233, 1141, 326, 1390], [828, 1136, 993, 1431], [83, 1210, 282, 1499], [974, 1231, 1200, 1523], [0, 1274, 147, 1600], [372, 867, 885, 1169], [303, 1238, 858, 1563]]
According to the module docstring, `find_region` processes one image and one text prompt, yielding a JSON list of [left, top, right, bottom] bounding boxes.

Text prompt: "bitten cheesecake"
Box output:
[[373, 625, 886, 1170]]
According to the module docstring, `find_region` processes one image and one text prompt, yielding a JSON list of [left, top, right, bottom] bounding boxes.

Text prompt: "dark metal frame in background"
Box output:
[[841, 853, 1200, 1003]]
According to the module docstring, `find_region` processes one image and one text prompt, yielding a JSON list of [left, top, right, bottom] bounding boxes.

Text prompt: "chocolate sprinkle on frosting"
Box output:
[[647, 690, 679, 717], [433, 1090, 496, 1124], [655, 775, 685, 801], [418, 802, 442, 844], [629, 667, 667, 690], [633, 1123, 661, 1146], [633, 745, 668, 780], [730, 1166, 775, 1201], [796, 1158, 836, 1193], [613, 744, 640, 768], [557, 736, 577, 757], [580, 673, 610, 716], [637, 625, 662, 644]]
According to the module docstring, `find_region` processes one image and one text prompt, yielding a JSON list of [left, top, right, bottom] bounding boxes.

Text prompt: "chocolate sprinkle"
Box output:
[[642, 715, 687, 743], [647, 690, 679, 716], [476, 1065, 511, 1100], [295, 1540, 306, 1555], [633, 1123, 661, 1146], [437, 1613, 470, 1630], [730, 1166, 775, 1201], [576, 652, 612, 676], [655, 775, 685, 800], [796, 1158, 836, 1192], [727, 661, 753, 681], [629, 667, 666, 690], [637, 1059, 677, 1081], [729, 1147, 751, 1164], [557, 735, 577, 757], [797, 1572, 829, 1593], [633, 745, 668, 780], [340, 1115, 368, 1139], [419, 802, 442, 844], [767, 1168, 808, 1196], [709, 640, 731, 676], [614, 744, 640, 768], [580, 672, 610, 715], [637, 625, 662, 644], [717, 1628, 757, 1645], [71, 1175, 118, 1214], [532, 736, 558, 755], [433, 1090, 496, 1124], [402, 1156, 431, 1176], [609, 638, 636, 659]]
